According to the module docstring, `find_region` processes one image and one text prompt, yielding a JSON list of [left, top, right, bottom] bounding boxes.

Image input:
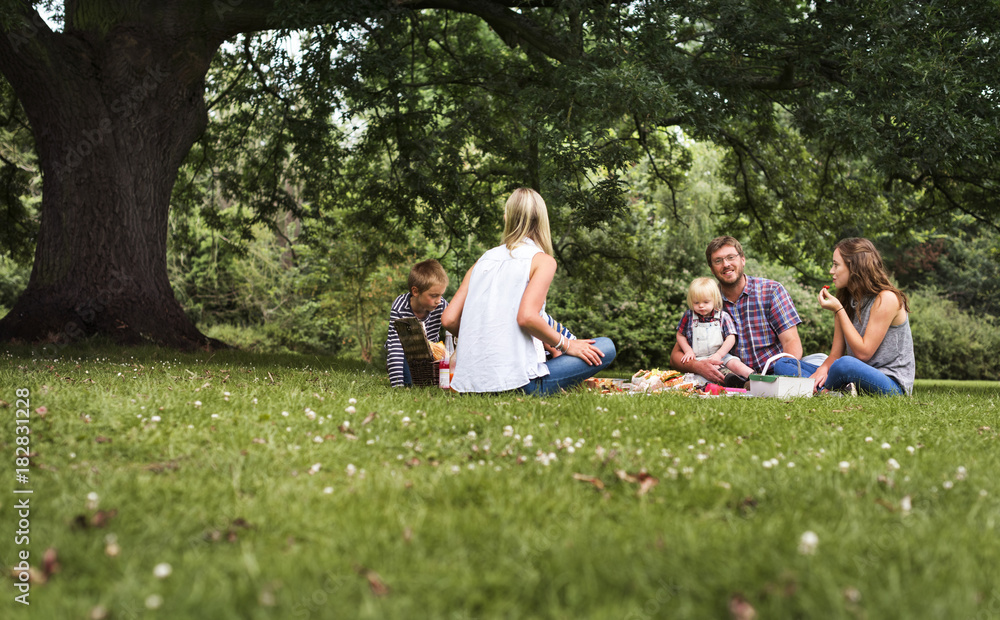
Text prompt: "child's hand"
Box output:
[[681, 352, 695, 363], [706, 354, 723, 365]]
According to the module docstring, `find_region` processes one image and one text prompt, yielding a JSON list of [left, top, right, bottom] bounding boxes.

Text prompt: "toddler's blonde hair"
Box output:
[[686, 277, 722, 312]]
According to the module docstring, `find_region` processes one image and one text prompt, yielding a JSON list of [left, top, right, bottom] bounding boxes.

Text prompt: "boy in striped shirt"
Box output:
[[385, 259, 449, 387]]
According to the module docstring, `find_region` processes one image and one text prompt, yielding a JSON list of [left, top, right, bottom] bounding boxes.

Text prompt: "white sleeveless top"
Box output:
[[451, 240, 549, 393]]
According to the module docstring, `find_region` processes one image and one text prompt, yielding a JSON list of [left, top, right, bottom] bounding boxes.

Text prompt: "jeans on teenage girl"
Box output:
[[520, 337, 617, 397], [772, 355, 904, 396]]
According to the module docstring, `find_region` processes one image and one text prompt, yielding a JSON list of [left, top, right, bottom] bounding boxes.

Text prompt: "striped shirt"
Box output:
[[385, 293, 447, 387], [545, 313, 574, 340], [722, 275, 801, 371]]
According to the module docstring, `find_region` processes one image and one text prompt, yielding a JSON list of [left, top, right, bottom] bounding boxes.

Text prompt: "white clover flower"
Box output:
[[887, 458, 900, 470], [313, 436, 323, 444], [762, 460, 773, 469], [153, 563, 172, 579], [611, 429, 621, 438], [145, 594, 164, 609], [906, 445, 915, 454], [151, 415, 161, 422], [308, 463, 321, 475], [956, 466, 968, 480], [323, 487, 334, 494], [194, 400, 202, 407], [468, 431, 477, 439], [900, 495, 912, 513], [281, 411, 289, 417], [839, 461, 851, 473], [348, 398, 357, 405], [502, 425, 514, 437], [86, 492, 99, 510], [881, 442, 891, 450], [346, 464, 357, 476], [523, 435, 533, 447], [798, 531, 819, 555], [345, 406, 356, 415], [787, 462, 796, 468], [864, 436, 873, 443]]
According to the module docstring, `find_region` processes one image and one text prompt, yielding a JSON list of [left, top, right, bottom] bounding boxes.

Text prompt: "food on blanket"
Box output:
[[431, 341, 446, 361], [583, 377, 624, 393], [627, 369, 695, 393]]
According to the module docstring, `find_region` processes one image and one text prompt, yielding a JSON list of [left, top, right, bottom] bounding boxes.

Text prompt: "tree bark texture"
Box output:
[[0, 3, 225, 348]]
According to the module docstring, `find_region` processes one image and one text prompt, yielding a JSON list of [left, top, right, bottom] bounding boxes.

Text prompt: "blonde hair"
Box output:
[[502, 188, 554, 256], [686, 277, 722, 311]]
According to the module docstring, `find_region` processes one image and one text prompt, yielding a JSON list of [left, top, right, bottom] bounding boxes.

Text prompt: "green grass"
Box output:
[[2, 345, 1000, 619]]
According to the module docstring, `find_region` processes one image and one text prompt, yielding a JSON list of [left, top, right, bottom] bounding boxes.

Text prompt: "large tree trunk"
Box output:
[[0, 11, 223, 349]]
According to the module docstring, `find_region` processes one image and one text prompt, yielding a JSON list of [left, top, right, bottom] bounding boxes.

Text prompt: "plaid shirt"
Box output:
[[722, 275, 801, 371]]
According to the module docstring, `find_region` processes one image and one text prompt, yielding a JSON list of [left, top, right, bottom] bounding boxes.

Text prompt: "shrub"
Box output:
[[908, 286, 1000, 380]]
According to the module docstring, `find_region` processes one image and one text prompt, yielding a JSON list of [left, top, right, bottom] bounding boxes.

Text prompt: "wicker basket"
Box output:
[[394, 317, 441, 387]]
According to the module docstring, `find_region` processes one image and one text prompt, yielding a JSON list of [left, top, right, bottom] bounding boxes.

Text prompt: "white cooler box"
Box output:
[[748, 353, 813, 398]]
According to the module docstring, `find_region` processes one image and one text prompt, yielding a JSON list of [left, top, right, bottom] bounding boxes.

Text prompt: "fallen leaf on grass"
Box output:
[[729, 593, 757, 620], [144, 461, 179, 473], [572, 473, 605, 490], [91, 509, 118, 528], [615, 470, 658, 496], [338, 425, 357, 440], [875, 498, 896, 512], [73, 509, 118, 529], [95, 436, 112, 444], [9, 565, 47, 585], [354, 564, 390, 597], [362, 411, 377, 426], [42, 548, 60, 578]]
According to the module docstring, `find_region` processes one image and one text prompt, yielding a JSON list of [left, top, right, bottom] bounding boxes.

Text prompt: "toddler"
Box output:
[[675, 277, 754, 387]]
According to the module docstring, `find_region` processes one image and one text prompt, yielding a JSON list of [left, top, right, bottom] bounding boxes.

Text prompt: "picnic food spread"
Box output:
[[583, 369, 697, 394]]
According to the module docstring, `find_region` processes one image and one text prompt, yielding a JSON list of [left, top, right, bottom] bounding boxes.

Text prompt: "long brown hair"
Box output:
[[834, 237, 909, 319]]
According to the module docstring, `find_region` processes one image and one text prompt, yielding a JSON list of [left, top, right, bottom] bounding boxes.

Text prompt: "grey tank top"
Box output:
[[845, 295, 915, 395]]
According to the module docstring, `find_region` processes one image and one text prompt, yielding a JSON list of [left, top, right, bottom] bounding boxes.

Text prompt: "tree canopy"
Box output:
[[1, 0, 998, 347]]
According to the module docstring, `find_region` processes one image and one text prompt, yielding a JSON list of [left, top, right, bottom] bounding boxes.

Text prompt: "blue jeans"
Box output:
[[824, 356, 904, 396], [771, 357, 820, 378], [401, 357, 413, 387], [521, 337, 617, 397], [772, 355, 904, 396]]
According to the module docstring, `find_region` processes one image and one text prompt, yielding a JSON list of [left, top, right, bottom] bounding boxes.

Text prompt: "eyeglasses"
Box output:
[[711, 254, 741, 266]]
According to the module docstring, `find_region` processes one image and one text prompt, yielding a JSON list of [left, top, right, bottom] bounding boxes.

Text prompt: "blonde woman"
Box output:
[[441, 188, 616, 395]]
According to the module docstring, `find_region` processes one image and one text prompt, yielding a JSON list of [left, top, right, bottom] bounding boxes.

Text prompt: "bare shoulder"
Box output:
[[874, 290, 907, 325], [531, 252, 557, 273]]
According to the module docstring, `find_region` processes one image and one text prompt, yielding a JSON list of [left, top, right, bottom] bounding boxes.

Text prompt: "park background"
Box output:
[[1, 4, 1000, 619], [0, 2, 998, 380]]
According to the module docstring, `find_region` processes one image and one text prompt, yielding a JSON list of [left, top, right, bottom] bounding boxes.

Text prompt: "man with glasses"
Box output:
[[670, 236, 816, 384]]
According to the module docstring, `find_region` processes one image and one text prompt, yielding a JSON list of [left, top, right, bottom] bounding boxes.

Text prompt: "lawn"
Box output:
[[2, 345, 999, 619]]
